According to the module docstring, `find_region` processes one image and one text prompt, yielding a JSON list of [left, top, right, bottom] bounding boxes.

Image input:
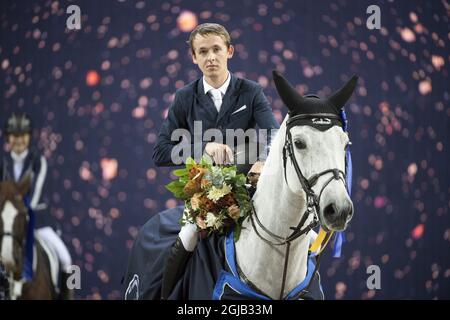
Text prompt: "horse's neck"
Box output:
[[235, 145, 312, 299], [253, 161, 307, 239]]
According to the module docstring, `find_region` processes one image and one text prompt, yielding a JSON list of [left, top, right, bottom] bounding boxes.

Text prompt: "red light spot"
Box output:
[[100, 158, 118, 181], [177, 11, 198, 32], [411, 224, 424, 239], [86, 70, 101, 86], [373, 196, 387, 209]]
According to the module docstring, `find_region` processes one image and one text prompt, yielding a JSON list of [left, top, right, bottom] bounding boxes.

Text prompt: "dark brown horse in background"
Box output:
[[0, 177, 70, 299]]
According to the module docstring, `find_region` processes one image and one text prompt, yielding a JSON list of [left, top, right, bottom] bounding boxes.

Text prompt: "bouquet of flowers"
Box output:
[[165, 156, 252, 241]]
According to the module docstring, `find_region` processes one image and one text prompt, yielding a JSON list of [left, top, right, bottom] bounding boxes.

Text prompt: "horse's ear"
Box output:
[[17, 173, 32, 196], [328, 75, 359, 110], [272, 70, 306, 113]]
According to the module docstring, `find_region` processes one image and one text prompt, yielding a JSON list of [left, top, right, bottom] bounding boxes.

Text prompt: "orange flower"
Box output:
[[196, 216, 207, 230], [188, 167, 198, 179], [191, 193, 202, 211], [184, 179, 201, 197], [185, 166, 208, 197], [189, 166, 207, 180], [217, 193, 236, 208], [227, 205, 240, 221], [201, 194, 217, 212], [201, 179, 211, 189]]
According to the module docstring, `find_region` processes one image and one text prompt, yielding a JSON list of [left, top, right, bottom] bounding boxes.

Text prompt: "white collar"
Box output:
[[203, 71, 231, 96], [11, 149, 29, 163]]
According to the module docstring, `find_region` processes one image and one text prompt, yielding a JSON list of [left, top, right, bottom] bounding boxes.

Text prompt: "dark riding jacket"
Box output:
[[0, 148, 48, 212], [153, 73, 280, 166]]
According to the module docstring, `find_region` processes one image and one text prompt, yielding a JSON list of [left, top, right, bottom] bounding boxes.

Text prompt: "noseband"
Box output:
[[0, 232, 24, 247], [247, 113, 349, 299]]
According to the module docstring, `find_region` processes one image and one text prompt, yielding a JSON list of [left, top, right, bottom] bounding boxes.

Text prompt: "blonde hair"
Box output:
[[187, 23, 231, 55]]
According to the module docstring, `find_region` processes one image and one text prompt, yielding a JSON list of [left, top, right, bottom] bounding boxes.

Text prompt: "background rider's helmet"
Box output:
[[4, 113, 32, 136]]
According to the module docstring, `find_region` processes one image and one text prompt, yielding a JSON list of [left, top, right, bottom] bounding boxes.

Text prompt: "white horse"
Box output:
[[235, 71, 357, 299]]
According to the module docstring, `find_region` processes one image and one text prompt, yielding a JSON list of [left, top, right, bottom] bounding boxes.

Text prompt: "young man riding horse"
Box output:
[[151, 23, 280, 298]]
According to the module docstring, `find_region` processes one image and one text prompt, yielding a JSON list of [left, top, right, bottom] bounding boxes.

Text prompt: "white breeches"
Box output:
[[178, 223, 198, 252], [35, 227, 72, 270]]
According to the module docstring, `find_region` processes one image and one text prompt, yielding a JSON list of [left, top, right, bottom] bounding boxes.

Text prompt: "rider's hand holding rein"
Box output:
[[204, 142, 234, 165]]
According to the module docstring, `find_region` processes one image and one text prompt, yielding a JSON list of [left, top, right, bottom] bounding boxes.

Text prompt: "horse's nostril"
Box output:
[[324, 204, 338, 220], [344, 203, 354, 220]]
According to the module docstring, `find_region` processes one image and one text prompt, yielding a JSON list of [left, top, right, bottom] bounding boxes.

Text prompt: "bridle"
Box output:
[[0, 231, 24, 247], [0, 229, 23, 298], [246, 113, 350, 299], [0, 200, 28, 284], [0, 200, 27, 248]]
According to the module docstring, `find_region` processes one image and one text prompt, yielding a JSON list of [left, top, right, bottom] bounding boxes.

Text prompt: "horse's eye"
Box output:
[[294, 140, 306, 149]]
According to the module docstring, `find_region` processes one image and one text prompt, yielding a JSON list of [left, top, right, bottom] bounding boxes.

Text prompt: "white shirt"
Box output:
[[11, 149, 29, 182], [203, 72, 231, 113]]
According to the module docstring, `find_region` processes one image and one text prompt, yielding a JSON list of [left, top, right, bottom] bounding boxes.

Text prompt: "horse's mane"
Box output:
[[258, 115, 288, 180], [269, 115, 288, 155]]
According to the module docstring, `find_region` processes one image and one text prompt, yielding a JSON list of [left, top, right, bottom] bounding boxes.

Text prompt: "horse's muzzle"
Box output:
[[323, 200, 354, 231]]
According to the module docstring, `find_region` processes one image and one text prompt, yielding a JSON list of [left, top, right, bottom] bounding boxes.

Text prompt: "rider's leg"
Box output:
[[161, 223, 198, 299], [35, 227, 73, 299], [178, 223, 198, 252], [35, 227, 72, 269]]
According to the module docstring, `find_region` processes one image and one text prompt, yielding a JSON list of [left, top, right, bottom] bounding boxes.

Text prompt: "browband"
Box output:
[[287, 113, 343, 131]]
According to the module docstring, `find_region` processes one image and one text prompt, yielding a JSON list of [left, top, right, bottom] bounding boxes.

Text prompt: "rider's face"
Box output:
[[191, 34, 234, 80], [7, 134, 30, 155]]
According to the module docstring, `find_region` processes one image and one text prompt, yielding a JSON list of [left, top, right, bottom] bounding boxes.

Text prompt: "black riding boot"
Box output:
[[160, 236, 193, 300], [59, 271, 74, 300]]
